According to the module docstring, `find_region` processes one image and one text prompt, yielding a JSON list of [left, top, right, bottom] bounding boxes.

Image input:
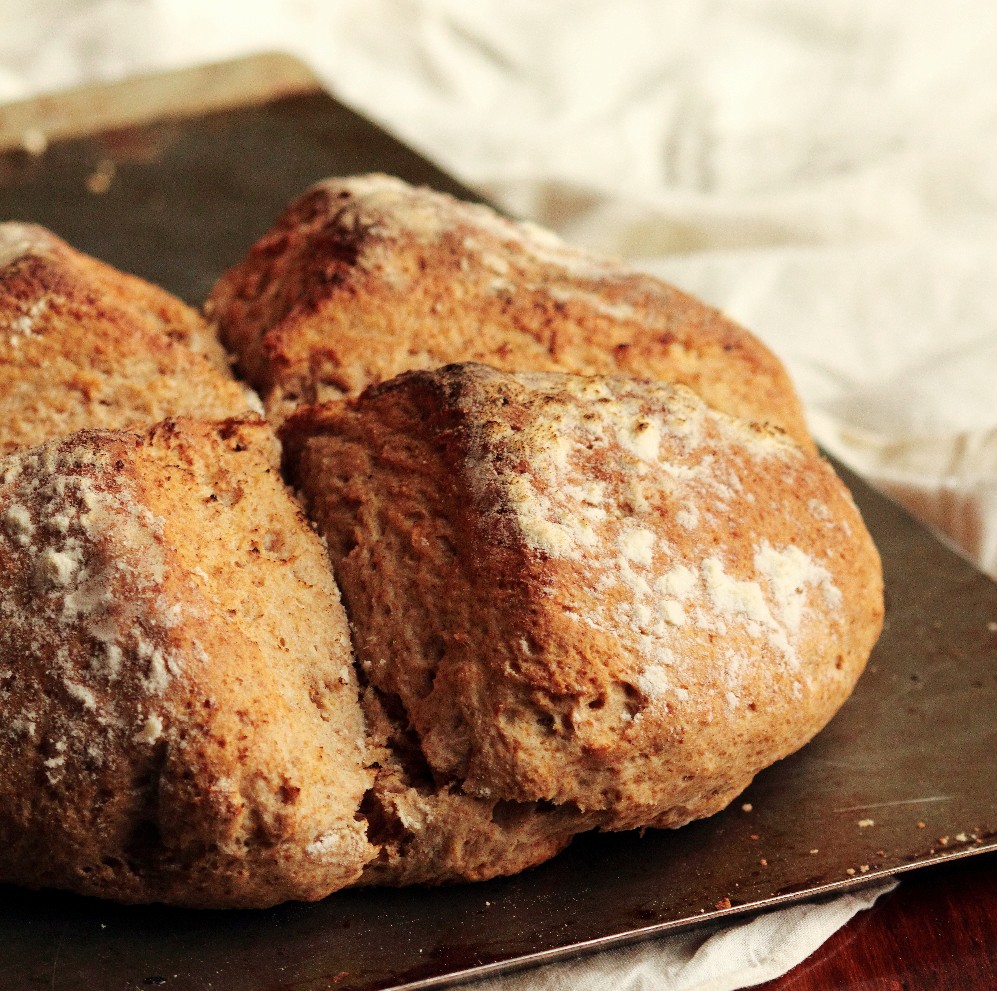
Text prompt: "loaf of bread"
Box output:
[[0, 223, 256, 455], [205, 174, 813, 448], [0, 418, 372, 907], [0, 191, 884, 907], [282, 364, 883, 832]]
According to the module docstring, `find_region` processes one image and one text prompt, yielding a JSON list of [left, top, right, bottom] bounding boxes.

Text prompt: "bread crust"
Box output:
[[206, 174, 812, 448], [283, 364, 882, 832], [0, 223, 257, 456], [0, 418, 373, 907]]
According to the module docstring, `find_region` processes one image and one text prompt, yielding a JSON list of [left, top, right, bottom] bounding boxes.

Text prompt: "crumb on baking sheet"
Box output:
[[86, 160, 115, 195], [20, 129, 47, 156]]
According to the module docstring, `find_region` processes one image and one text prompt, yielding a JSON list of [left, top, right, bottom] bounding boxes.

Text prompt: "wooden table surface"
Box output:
[[758, 852, 997, 990]]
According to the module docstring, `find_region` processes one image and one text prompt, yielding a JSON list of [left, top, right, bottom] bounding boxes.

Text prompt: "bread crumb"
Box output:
[[141, 645, 173, 695], [618, 525, 655, 565], [741, 803, 753, 813], [857, 818, 875, 828], [20, 129, 48, 156], [655, 564, 697, 600], [635, 665, 671, 699], [38, 547, 81, 587], [619, 419, 661, 462], [85, 160, 115, 195]]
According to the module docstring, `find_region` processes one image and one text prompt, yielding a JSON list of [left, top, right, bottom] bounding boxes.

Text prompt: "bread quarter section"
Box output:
[[0, 418, 372, 907], [207, 174, 812, 449], [0, 223, 258, 456], [283, 364, 882, 832]]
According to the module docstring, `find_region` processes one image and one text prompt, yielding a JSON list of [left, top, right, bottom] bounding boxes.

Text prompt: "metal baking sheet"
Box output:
[[1, 55, 995, 991]]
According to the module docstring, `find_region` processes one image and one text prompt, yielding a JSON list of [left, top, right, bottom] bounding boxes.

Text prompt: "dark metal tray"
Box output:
[[1, 55, 995, 991]]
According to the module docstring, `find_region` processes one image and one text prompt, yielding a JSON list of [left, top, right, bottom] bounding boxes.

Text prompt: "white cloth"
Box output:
[[8, 0, 993, 985], [473, 883, 892, 991]]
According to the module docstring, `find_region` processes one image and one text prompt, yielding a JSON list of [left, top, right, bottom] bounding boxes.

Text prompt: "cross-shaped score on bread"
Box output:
[[0, 177, 882, 907]]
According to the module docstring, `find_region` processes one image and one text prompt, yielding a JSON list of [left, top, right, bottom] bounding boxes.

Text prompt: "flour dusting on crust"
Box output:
[[456, 368, 852, 706]]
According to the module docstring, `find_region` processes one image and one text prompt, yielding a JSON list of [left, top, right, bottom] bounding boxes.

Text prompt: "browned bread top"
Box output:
[[206, 174, 812, 448], [282, 364, 882, 831], [0, 223, 257, 456], [0, 417, 373, 907]]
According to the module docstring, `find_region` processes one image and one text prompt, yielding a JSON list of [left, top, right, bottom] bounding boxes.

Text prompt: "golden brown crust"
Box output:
[[282, 364, 882, 832], [206, 174, 812, 448], [0, 418, 373, 907], [0, 223, 257, 456]]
